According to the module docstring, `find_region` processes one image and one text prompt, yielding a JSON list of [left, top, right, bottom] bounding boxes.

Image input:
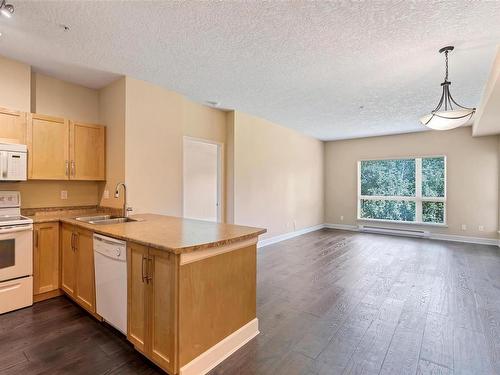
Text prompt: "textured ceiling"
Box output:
[[0, 1, 499, 140]]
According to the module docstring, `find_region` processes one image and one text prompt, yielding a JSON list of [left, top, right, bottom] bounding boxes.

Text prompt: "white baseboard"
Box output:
[[257, 224, 325, 248], [257, 222, 498, 249], [324, 222, 498, 247], [429, 233, 499, 246], [324, 223, 359, 231], [180, 318, 259, 375]]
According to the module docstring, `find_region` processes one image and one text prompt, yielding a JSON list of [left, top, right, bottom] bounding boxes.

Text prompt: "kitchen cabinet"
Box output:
[[27, 115, 106, 181], [61, 223, 96, 314], [0, 107, 27, 144], [69, 121, 106, 181], [27, 114, 69, 180], [127, 242, 176, 373], [33, 222, 60, 298], [61, 223, 76, 295]]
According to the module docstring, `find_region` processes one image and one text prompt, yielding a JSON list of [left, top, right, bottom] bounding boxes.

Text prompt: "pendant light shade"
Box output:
[[420, 46, 475, 131]]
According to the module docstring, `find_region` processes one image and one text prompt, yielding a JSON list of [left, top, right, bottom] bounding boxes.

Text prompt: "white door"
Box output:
[[183, 138, 221, 222]]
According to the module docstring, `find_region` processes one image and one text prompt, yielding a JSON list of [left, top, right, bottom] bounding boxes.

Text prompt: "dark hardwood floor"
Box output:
[[1, 229, 499, 375]]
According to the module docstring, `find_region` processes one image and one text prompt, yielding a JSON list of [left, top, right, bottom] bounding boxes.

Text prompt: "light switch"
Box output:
[[61, 190, 68, 200], [461, 224, 467, 231]]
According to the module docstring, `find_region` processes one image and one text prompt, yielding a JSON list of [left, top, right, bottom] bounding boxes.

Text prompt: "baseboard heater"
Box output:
[[358, 225, 429, 238]]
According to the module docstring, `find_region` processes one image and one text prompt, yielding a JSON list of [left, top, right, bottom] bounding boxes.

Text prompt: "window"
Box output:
[[358, 156, 446, 224]]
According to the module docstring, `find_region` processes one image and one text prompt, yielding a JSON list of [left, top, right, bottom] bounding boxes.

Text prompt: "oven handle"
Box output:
[[0, 224, 33, 234]]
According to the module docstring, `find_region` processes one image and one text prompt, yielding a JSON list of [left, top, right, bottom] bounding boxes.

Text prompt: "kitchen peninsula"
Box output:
[[37, 212, 265, 375]]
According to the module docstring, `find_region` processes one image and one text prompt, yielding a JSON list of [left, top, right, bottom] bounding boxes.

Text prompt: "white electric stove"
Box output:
[[0, 191, 33, 314]]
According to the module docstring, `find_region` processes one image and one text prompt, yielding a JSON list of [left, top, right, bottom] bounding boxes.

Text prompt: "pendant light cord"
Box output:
[[444, 50, 449, 82]]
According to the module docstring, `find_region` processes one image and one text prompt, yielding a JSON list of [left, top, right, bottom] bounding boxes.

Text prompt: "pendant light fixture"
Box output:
[[0, 0, 14, 18], [420, 46, 475, 130]]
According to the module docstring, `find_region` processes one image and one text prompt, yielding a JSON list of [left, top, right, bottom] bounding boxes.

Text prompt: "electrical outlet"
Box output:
[[340, 215, 344, 221], [103, 190, 109, 199], [461, 224, 467, 231], [60, 190, 68, 200], [478, 225, 484, 232]]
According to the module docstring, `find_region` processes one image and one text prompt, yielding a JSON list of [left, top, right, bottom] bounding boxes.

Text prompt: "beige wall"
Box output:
[[0, 55, 31, 112], [0, 55, 101, 208], [231, 111, 324, 239], [225, 112, 235, 224], [31, 72, 100, 123], [99, 77, 126, 209], [325, 127, 499, 239], [123, 77, 228, 217], [125, 77, 184, 215]]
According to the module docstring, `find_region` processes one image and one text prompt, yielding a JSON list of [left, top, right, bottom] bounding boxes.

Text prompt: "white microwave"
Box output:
[[0, 143, 27, 181]]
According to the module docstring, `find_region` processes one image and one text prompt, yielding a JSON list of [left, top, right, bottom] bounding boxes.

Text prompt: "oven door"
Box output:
[[0, 225, 33, 282]]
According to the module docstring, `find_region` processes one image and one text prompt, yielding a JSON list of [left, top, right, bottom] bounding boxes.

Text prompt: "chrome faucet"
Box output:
[[115, 182, 132, 217]]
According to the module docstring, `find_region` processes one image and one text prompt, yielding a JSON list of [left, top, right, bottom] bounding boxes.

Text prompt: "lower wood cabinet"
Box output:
[[60, 223, 96, 314], [33, 222, 60, 297], [128, 242, 177, 374]]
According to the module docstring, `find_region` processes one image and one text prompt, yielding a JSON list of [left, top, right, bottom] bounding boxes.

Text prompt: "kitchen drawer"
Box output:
[[0, 276, 33, 314]]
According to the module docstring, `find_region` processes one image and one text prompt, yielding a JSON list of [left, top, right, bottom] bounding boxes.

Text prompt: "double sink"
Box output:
[[76, 215, 138, 225]]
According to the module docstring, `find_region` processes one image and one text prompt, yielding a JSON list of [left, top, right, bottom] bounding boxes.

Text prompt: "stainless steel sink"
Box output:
[[75, 215, 138, 225], [88, 217, 138, 225], [75, 215, 112, 222]]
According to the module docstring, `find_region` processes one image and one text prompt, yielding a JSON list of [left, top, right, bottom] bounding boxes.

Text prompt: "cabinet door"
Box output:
[[60, 224, 76, 296], [149, 249, 176, 373], [69, 122, 105, 181], [127, 242, 149, 353], [28, 114, 69, 180], [33, 223, 60, 295], [74, 228, 96, 313], [0, 108, 27, 144]]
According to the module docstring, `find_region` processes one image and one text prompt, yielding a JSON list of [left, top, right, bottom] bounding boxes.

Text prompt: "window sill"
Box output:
[[357, 218, 448, 228]]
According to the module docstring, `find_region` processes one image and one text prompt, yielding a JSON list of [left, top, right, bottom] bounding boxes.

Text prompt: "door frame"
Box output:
[[182, 136, 224, 223]]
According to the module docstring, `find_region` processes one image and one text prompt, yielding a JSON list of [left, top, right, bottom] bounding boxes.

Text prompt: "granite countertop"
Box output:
[[61, 213, 266, 254]]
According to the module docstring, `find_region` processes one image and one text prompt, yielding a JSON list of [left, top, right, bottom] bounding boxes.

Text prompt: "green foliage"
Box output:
[[422, 201, 445, 223], [360, 157, 445, 223], [360, 159, 415, 196], [360, 200, 415, 221], [422, 157, 445, 197]]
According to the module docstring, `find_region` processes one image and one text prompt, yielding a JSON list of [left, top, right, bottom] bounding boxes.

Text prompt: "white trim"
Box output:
[[429, 233, 498, 246], [357, 156, 447, 225], [180, 238, 257, 265], [182, 136, 224, 223], [358, 218, 448, 227], [257, 224, 325, 248], [324, 223, 359, 231], [323, 222, 497, 246], [179, 318, 259, 375], [255, 222, 497, 250]]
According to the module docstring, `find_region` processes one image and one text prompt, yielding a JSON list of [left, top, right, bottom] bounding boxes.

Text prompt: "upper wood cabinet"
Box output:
[[27, 115, 106, 181], [69, 121, 106, 181], [0, 107, 27, 144], [28, 114, 69, 180]]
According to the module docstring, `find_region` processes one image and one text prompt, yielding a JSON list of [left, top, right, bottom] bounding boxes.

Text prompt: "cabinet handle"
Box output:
[[71, 161, 75, 176], [34, 230, 39, 248], [141, 256, 147, 283], [147, 257, 153, 283], [71, 233, 74, 251], [65, 160, 69, 176], [74, 233, 78, 251]]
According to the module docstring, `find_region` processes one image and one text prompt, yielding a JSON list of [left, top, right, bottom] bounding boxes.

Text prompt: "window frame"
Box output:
[[357, 155, 447, 226]]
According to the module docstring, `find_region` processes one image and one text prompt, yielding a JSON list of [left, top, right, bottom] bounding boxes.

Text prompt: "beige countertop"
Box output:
[[60, 213, 266, 254]]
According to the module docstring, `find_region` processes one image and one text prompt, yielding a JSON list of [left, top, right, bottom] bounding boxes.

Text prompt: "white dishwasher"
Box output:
[[94, 233, 127, 334]]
